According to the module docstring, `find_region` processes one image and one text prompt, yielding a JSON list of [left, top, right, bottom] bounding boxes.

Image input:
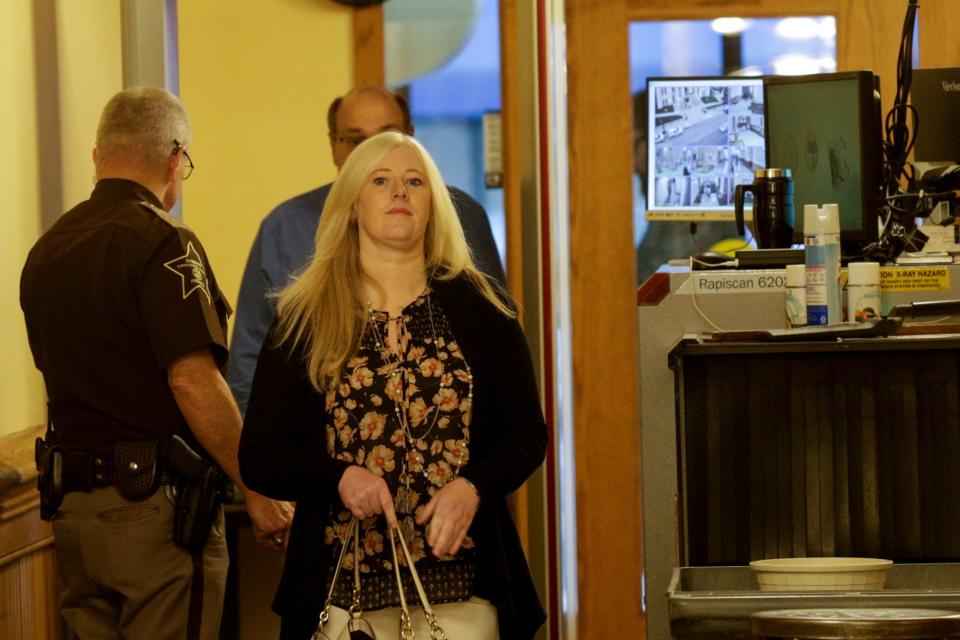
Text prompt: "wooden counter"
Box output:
[[0, 424, 61, 639]]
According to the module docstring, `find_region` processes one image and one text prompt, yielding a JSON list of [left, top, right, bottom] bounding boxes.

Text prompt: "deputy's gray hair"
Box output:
[[95, 87, 191, 172]]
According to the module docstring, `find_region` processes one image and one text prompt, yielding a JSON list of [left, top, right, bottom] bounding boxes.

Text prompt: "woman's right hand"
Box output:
[[337, 465, 398, 527]]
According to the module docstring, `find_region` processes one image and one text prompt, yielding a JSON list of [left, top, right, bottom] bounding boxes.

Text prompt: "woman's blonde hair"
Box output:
[[275, 131, 513, 391]]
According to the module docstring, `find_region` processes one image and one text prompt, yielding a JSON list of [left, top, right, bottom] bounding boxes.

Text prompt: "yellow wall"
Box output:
[[1, 1, 122, 437], [178, 0, 354, 323], [56, 2, 124, 208], [176, 6, 353, 634], [4, 1, 351, 438], [2, 1, 44, 436]]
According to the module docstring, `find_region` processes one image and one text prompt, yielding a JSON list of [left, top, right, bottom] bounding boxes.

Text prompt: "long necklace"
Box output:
[[367, 292, 473, 524]]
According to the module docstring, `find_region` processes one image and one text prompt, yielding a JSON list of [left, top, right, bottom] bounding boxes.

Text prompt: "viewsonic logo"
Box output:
[[941, 80, 960, 92]]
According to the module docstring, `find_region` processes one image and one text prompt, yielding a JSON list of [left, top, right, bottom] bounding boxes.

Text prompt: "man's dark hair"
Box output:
[[326, 87, 413, 135]]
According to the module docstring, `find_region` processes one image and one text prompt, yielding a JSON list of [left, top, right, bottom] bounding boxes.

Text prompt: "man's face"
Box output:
[[330, 92, 408, 170]]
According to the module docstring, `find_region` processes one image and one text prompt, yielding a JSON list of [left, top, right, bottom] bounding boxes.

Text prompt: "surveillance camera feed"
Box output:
[[647, 77, 765, 217]]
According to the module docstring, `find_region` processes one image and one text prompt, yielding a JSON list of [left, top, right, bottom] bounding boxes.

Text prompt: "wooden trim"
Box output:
[[0, 426, 55, 571], [1, 537, 55, 567], [352, 4, 384, 86], [501, 0, 524, 303], [0, 481, 54, 569], [625, 0, 841, 21], [565, 0, 644, 637], [624, 1, 915, 117], [499, 0, 530, 552], [1, 484, 44, 523]]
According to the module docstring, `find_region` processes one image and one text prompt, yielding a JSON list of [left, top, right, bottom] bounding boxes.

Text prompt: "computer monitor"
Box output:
[[912, 67, 960, 164], [764, 71, 883, 253], [646, 76, 766, 221]]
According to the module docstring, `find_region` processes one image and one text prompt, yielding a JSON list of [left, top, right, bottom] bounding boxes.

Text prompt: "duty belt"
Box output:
[[36, 435, 223, 525], [53, 441, 171, 498], [69, 450, 116, 490]]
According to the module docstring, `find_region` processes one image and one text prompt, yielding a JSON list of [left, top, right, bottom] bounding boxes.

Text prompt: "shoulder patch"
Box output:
[[164, 241, 212, 304], [139, 201, 189, 230]]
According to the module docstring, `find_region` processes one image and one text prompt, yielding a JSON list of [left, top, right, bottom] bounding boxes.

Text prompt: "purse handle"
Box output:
[[313, 517, 362, 639], [390, 525, 448, 640]]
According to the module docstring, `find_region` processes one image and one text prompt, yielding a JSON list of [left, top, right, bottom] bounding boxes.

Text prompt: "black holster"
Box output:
[[162, 435, 230, 552], [35, 438, 63, 521]]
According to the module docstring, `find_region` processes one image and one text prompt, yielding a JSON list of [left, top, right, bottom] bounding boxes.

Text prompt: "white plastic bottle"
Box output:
[[847, 262, 881, 323], [785, 264, 807, 327], [804, 203, 842, 325]]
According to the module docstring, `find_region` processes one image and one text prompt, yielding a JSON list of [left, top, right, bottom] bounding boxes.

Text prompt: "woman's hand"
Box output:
[[338, 465, 398, 527], [417, 477, 480, 558]]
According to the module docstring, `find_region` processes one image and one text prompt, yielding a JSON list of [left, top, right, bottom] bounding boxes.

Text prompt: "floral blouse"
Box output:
[[324, 290, 476, 609]]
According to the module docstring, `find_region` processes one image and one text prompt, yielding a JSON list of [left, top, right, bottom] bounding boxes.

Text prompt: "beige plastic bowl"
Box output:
[[749, 557, 893, 592]]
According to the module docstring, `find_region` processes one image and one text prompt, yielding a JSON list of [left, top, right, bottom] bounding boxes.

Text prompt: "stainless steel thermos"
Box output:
[[734, 168, 795, 249]]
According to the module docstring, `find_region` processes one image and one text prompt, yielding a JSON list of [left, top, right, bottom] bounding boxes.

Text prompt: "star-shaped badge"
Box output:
[[163, 241, 212, 304]]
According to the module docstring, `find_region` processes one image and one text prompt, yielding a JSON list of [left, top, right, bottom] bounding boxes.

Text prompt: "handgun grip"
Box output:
[[162, 435, 208, 480]]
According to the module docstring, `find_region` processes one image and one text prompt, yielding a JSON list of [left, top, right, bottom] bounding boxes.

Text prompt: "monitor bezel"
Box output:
[[764, 70, 883, 250], [644, 75, 767, 222]]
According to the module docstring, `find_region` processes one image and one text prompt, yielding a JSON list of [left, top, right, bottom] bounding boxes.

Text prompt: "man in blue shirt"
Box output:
[[228, 86, 505, 413]]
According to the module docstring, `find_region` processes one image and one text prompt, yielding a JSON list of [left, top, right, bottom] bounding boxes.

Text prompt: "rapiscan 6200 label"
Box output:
[[688, 270, 787, 294]]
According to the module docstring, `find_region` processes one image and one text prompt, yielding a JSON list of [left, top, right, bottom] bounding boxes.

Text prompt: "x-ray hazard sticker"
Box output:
[[880, 266, 950, 292], [164, 241, 211, 303]]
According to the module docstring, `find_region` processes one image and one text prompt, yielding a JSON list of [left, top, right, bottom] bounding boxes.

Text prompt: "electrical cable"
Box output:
[[869, 0, 921, 262], [687, 269, 725, 331], [882, 0, 920, 197], [904, 315, 951, 326]]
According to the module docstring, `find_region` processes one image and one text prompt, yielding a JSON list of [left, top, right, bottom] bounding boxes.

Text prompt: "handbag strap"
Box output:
[[349, 518, 362, 615], [390, 530, 414, 640], [313, 518, 359, 638], [390, 525, 448, 640]]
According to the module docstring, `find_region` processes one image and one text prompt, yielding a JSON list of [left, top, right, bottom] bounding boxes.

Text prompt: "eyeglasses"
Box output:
[[333, 128, 404, 150], [335, 134, 368, 149], [172, 140, 195, 180]]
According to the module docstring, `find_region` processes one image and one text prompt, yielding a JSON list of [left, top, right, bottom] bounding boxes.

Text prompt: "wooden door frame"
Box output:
[[565, 1, 645, 638], [352, 4, 384, 85], [623, 1, 960, 119]]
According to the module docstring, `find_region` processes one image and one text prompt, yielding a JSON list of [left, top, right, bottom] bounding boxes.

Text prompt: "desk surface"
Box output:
[[672, 332, 960, 358]]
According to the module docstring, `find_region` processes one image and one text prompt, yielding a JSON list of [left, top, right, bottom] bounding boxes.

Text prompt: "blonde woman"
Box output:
[[239, 132, 547, 640]]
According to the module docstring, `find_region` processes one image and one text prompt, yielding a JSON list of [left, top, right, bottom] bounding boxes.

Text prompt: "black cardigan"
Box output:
[[238, 276, 548, 639]]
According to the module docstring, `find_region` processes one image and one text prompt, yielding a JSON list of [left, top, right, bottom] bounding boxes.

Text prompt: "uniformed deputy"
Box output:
[[19, 87, 293, 640]]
